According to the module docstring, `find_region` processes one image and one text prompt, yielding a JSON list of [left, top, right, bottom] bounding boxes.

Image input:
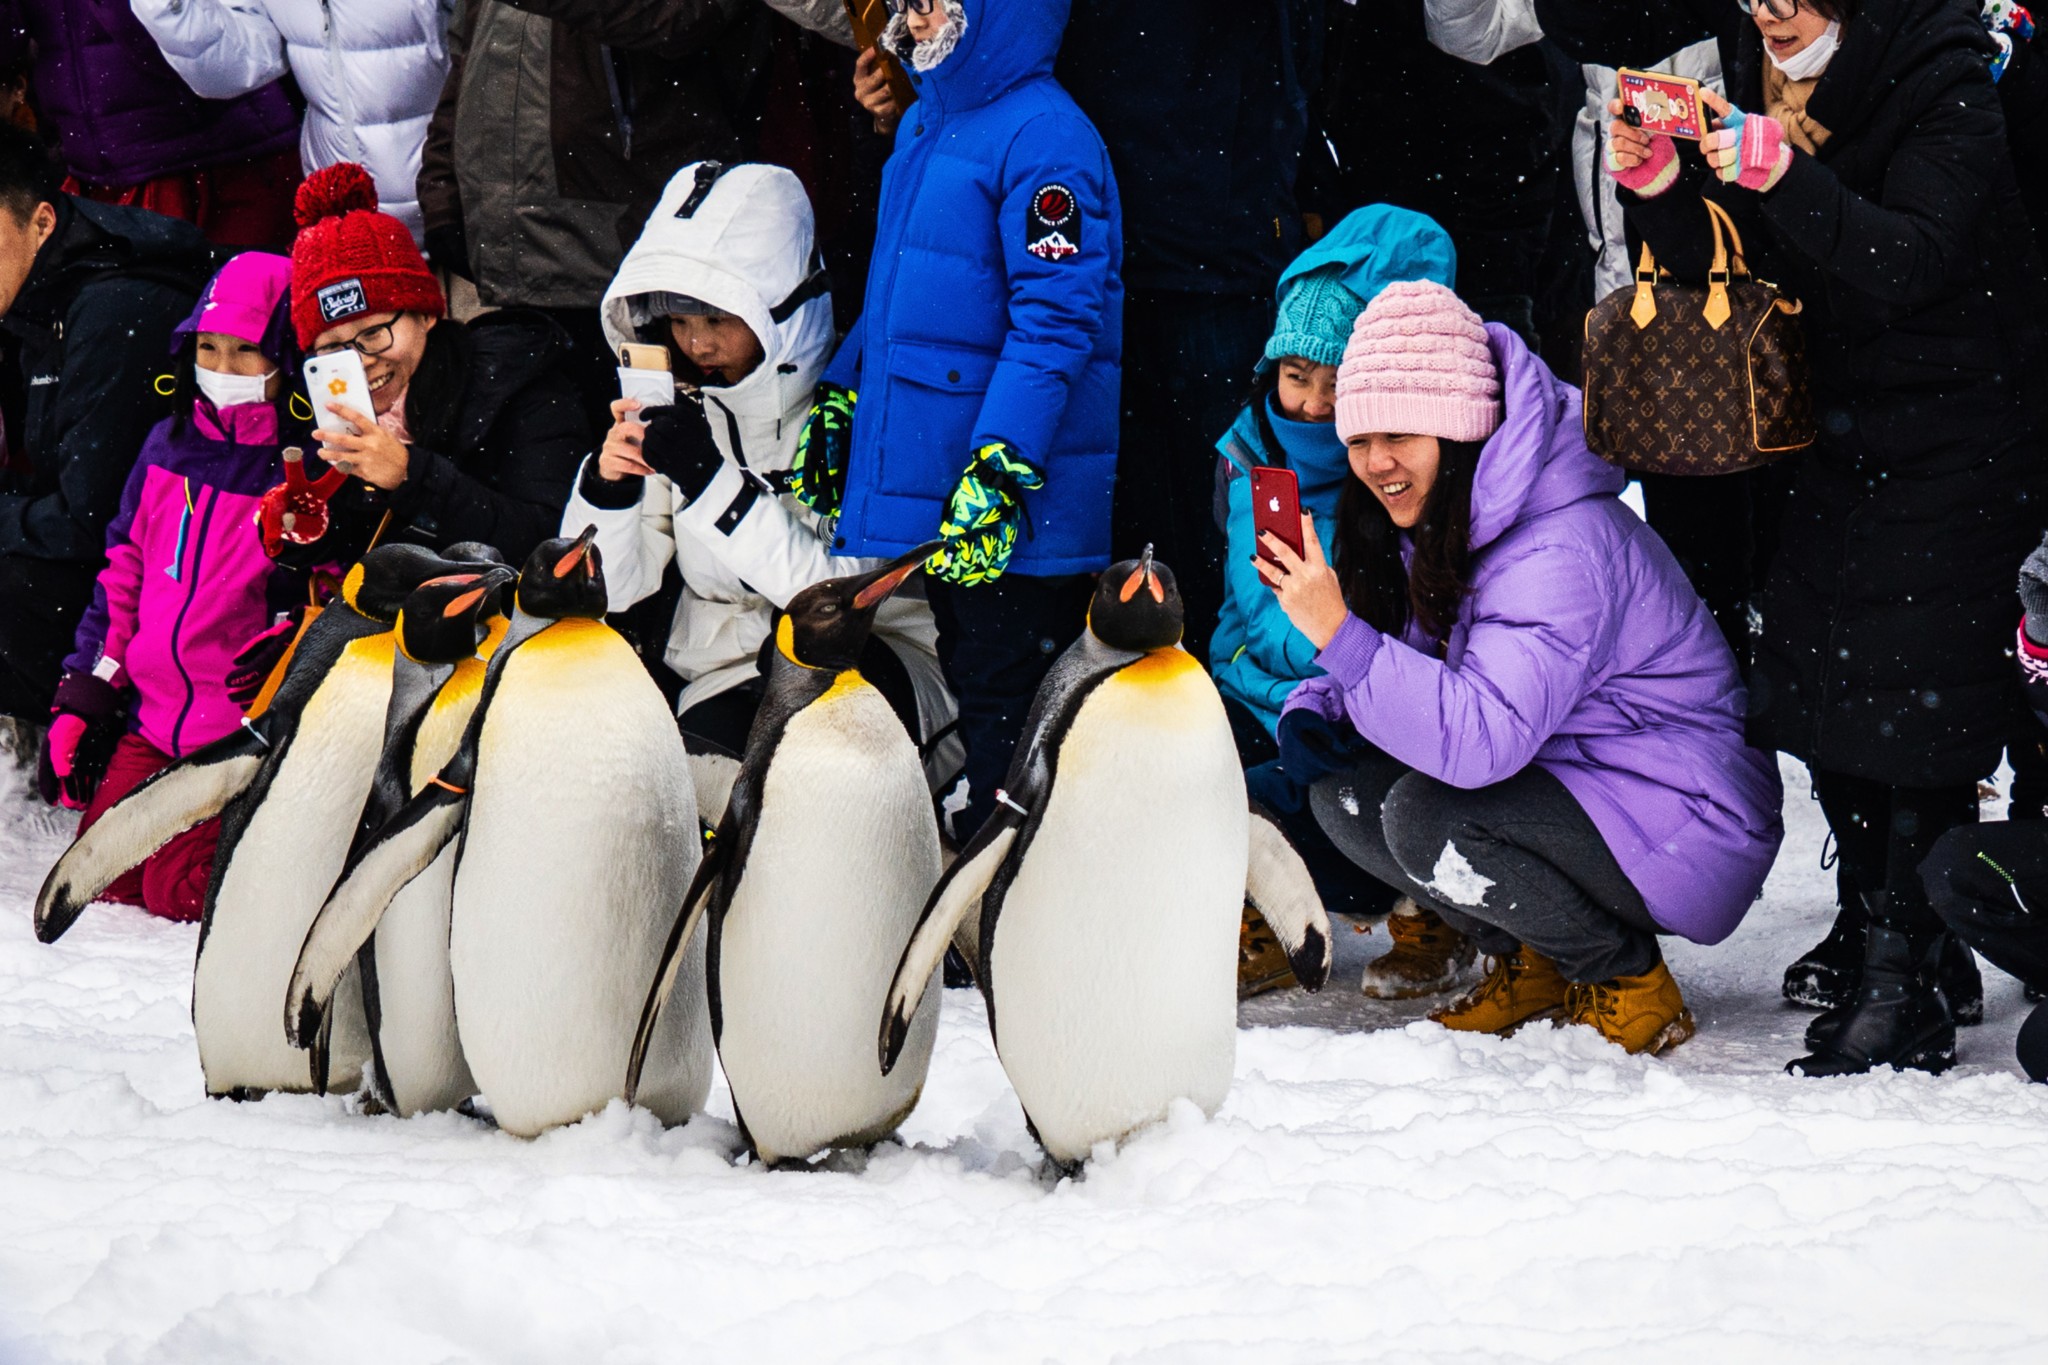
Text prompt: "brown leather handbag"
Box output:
[[1582, 198, 1814, 475]]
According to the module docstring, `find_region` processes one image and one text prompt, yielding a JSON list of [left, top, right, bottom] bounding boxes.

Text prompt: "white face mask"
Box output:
[[194, 364, 276, 410], [1769, 19, 1841, 81]]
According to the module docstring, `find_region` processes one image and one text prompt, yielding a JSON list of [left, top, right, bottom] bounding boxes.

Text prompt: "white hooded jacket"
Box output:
[[562, 162, 963, 789]]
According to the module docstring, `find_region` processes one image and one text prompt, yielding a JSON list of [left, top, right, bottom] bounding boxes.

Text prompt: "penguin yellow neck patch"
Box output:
[[1122, 647, 1200, 686], [821, 669, 869, 704]]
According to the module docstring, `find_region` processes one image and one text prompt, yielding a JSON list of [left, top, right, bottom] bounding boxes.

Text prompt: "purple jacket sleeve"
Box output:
[[63, 444, 159, 683], [1298, 537, 1616, 790]]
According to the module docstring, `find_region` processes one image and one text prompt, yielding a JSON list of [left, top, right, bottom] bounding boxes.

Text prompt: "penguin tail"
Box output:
[[625, 840, 726, 1105], [880, 820, 1018, 1074], [1246, 803, 1334, 992], [286, 783, 467, 1050], [34, 727, 267, 943]]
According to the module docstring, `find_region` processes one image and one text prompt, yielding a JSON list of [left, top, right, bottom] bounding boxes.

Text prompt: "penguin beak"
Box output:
[[444, 566, 517, 617], [1119, 543, 1164, 604], [555, 526, 599, 580], [851, 540, 944, 611]]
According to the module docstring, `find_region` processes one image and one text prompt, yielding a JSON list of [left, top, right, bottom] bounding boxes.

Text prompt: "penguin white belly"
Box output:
[[191, 639, 389, 1096], [449, 620, 711, 1138], [370, 674, 486, 1117], [988, 651, 1246, 1166], [715, 678, 941, 1165]]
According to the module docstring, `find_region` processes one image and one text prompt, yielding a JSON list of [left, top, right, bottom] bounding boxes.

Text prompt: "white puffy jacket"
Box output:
[[129, 0, 453, 243], [562, 162, 963, 790]]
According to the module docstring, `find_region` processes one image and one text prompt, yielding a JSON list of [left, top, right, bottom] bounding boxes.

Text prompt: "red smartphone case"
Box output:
[[1616, 69, 1706, 142], [1250, 466, 1305, 563]]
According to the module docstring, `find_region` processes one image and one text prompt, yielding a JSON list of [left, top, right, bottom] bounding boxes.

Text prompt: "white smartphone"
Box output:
[[617, 343, 674, 426], [303, 349, 373, 436]]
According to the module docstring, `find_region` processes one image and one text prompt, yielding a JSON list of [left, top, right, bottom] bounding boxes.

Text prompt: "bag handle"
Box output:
[[1630, 243, 1659, 329], [1702, 198, 1749, 330]]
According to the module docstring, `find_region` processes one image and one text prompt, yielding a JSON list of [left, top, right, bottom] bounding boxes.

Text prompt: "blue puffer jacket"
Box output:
[[822, 0, 1123, 576]]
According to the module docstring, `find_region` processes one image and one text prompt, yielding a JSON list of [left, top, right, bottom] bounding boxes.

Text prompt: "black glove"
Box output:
[[1275, 706, 1373, 790], [1245, 757, 1307, 816], [226, 612, 303, 709], [639, 404, 725, 505], [38, 671, 127, 809], [424, 223, 472, 283], [2021, 534, 2048, 646]]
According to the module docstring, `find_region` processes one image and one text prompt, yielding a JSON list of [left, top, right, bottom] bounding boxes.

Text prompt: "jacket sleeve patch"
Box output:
[[1024, 183, 1082, 262]]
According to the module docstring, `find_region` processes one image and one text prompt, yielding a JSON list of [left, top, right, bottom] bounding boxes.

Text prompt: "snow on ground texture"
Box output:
[[5, 756, 2048, 1364]]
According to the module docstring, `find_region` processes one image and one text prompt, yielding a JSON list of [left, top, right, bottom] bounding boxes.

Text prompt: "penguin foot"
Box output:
[[454, 1096, 497, 1128], [212, 1087, 269, 1103]]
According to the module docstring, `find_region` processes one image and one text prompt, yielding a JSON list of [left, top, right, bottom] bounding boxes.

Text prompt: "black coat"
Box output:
[[304, 311, 591, 567], [0, 197, 215, 564], [1564, 0, 2048, 785]]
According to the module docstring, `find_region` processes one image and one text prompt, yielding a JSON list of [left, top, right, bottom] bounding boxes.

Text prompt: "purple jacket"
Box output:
[[7, 0, 297, 185], [1284, 326, 1784, 944]]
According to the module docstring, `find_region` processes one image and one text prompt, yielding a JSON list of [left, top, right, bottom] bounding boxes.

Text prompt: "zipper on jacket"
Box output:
[[704, 395, 775, 494], [166, 487, 219, 754], [165, 477, 196, 582]]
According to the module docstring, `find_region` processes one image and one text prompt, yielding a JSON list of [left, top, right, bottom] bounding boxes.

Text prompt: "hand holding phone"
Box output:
[[303, 350, 373, 437], [1251, 466, 1305, 565], [618, 343, 674, 426], [1615, 69, 1706, 141]]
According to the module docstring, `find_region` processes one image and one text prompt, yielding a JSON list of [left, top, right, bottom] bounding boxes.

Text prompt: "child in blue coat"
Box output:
[[1217, 206, 1461, 995]]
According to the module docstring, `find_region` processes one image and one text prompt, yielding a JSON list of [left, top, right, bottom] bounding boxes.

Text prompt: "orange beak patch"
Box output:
[[1118, 566, 1164, 604], [853, 560, 920, 611], [442, 585, 488, 619], [554, 544, 590, 579]]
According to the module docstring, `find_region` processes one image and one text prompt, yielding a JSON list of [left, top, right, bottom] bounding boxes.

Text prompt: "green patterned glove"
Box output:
[[926, 441, 1044, 586], [785, 383, 856, 517]]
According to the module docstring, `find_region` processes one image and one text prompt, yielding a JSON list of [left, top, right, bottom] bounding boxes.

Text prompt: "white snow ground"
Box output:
[[4, 755, 2048, 1365]]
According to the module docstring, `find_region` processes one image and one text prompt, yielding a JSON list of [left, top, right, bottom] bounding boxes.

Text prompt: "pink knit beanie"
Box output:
[[1334, 281, 1501, 444]]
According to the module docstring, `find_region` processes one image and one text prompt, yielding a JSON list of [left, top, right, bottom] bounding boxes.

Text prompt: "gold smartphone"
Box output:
[[619, 343, 671, 372]]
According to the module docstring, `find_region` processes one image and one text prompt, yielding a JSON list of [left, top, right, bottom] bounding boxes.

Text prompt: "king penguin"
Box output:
[[288, 529, 712, 1137], [878, 550, 1336, 1170], [34, 543, 494, 1099], [339, 564, 516, 1114], [625, 543, 945, 1166]]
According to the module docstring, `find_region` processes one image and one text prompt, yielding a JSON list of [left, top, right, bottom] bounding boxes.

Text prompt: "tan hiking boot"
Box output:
[[1239, 903, 1297, 999], [1360, 898, 1477, 999], [1565, 959, 1697, 1055], [1430, 945, 1569, 1034]]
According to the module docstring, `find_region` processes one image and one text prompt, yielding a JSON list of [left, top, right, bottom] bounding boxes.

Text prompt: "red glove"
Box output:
[[257, 447, 348, 557]]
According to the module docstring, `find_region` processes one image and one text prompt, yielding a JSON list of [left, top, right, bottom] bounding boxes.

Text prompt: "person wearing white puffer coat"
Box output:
[[563, 161, 965, 813], [128, 0, 453, 244]]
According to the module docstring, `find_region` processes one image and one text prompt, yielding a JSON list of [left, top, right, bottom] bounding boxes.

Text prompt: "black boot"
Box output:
[[1788, 924, 1956, 1077], [1803, 929, 1983, 1048], [1782, 889, 1867, 1009]]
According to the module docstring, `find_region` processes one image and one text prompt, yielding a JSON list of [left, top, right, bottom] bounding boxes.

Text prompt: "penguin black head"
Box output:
[[342, 544, 486, 624], [778, 540, 943, 672], [514, 526, 608, 620], [1089, 545, 1183, 652], [396, 566, 519, 665]]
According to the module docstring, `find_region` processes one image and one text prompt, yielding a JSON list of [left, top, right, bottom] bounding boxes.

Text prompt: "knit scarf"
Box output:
[[1762, 59, 1832, 154]]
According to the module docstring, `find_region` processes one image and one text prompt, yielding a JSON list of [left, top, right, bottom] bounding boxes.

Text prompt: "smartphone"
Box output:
[[1615, 69, 1706, 142], [303, 349, 373, 436], [617, 343, 674, 426], [1250, 466, 1305, 565]]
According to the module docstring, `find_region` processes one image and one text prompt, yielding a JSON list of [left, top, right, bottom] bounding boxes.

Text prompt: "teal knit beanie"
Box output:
[[1264, 270, 1366, 371]]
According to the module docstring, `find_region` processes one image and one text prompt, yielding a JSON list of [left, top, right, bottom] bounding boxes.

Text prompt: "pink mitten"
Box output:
[[1606, 130, 1680, 199], [1717, 108, 1793, 192], [44, 713, 88, 810]]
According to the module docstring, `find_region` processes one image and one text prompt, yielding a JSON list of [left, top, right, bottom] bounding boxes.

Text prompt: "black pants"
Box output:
[[1309, 746, 1659, 982], [1922, 821, 2048, 992], [1112, 289, 1272, 668], [1811, 768, 1978, 935], [677, 632, 922, 760], [1638, 464, 1792, 668], [927, 572, 1092, 843], [0, 555, 98, 721]]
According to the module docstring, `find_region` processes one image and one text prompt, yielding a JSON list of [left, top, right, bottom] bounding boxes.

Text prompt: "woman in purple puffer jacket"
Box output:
[[40, 252, 313, 922], [1257, 281, 1783, 1055]]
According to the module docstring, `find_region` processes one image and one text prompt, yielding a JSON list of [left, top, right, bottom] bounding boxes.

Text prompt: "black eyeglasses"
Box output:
[[886, 0, 936, 14], [309, 320, 399, 358], [1736, 0, 1802, 18]]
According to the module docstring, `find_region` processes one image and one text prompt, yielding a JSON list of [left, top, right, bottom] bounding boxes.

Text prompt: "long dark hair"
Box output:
[[1333, 437, 1483, 643]]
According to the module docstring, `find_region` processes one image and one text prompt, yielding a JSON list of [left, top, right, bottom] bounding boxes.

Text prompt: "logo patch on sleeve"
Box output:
[[1025, 183, 1081, 262], [316, 278, 369, 323]]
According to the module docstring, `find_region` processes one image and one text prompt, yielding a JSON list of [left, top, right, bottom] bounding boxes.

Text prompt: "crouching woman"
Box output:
[[1258, 281, 1783, 1054]]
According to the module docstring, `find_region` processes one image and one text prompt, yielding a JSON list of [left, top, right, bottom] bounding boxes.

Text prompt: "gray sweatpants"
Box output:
[[1309, 746, 1661, 983]]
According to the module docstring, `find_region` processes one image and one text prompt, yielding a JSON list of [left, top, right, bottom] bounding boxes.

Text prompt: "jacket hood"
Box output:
[[175, 252, 298, 370], [1466, 324, 1624, 553], [915, 0, 1069, 116], [601, 162, 834, 424], [1273, 205, 1458, 312]]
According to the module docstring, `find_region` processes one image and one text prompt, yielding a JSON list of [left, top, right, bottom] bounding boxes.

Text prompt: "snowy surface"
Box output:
[[5, 756, 2048, 1364]]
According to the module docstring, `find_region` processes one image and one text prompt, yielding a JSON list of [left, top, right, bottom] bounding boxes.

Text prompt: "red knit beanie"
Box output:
[[289, 164, 445, 349]]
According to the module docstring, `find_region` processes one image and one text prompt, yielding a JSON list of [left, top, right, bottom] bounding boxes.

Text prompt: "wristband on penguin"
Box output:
[[925, 440, 1044, 586], [786, 382, 856, 517]]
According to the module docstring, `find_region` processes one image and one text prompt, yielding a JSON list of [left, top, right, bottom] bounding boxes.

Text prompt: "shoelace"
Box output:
[[1566, 981, 1617, 1025]]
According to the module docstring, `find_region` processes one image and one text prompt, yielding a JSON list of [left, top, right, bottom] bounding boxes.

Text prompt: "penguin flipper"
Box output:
[[1246, 803, 1334, 992], [286, 784, 468, 1050], [34, 725, 268, 943], [624, 835, 728, 1105], [880, 819, 1019, 1074]]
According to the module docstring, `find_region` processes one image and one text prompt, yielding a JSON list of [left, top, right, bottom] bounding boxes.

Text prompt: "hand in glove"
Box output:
[[1700, 90, 1792, 193], [925, 441, 1043, 586], [256, 447, 348, 557], [1603, 99, 1680, 199], [639, 404, 725, 505], [1275, 706, 1373, 791], [2019, 535, 2048, 646], [785, 383, 856, 518], [226, 613, 303, 709], [38, 671, 127, 810]]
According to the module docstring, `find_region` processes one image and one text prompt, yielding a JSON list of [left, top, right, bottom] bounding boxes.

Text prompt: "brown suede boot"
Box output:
[[1238, 903, 1297, 1000], [1360, 898, 1478, 999], [1430, 945, 1569, 1034], [1565, 958, 1697, 1055]]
